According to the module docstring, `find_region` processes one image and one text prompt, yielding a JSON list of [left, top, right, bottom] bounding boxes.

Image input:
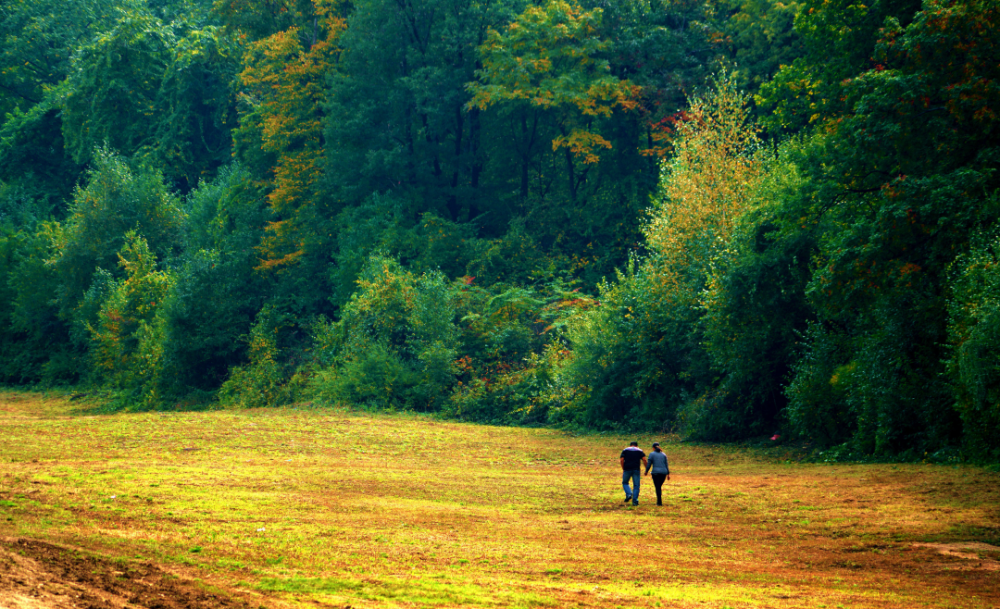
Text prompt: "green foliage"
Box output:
[[0, 102, 83, 217], [324, 0, 507, 221], [212, 0, 327, 40], [61, 10, 237, 190], [148, 23, 239, 190], [160, 165, 272, 394], [1, 0, 999, 462], [1, 223, 79, 383], [60, 9, 173, 167], [311, 253, 581, 421], [784, 323, 854, 448], [219, 305, 297, 408], [52, 148, 185, 323], [0, 177, 62, 228], [780, 0, 1000, 457], [0, 0, 123, 118], [693, 145, 815, 440], [470, 0, 635, 164], [946, 229, 1000, 461], [88, 232, 175, 408], [756, 0, 922, 133], [562, 73, 762, 434], [714, 0, 803, 97], [559, 259, 702, 431], [330, 197, 480, 308], [466, 0, 707, 281], [448, 345, 573, 425], [310, 256, 460, 411], [465, 219, 547, 287], [0, 228, 61, 383]]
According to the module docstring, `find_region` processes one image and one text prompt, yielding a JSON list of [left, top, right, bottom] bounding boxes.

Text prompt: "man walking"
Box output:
[[619, 441, 646, 506]]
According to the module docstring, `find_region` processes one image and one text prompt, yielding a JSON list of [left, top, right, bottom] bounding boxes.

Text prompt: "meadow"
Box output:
[[0, 390, 998, 609]]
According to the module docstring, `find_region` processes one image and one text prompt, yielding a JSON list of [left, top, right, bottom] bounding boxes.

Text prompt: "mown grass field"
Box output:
[[1, 390, 999, 608]]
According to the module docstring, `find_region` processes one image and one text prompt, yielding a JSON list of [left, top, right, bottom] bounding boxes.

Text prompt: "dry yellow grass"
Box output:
[[0, 390, 998, 608]]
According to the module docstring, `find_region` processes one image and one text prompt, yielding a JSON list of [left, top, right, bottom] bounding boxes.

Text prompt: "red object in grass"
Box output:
[[770, 434, 781, 441]]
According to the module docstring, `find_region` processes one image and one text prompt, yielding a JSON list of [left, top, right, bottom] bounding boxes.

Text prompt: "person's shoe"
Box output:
[[657, 501, 663, 506], [632, 501, 639, 506], [623, 495, 631, 503]]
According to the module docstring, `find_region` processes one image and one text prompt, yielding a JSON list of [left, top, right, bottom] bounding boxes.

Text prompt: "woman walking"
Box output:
[[644, 442, 670, 506]]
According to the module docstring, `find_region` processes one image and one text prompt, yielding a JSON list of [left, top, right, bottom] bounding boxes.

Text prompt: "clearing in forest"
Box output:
[[0, 391, 998, 608]]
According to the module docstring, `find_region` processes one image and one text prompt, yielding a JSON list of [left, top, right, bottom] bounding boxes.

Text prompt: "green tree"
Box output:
[[88, 231, 175, 408], [51, 149, 185, 326], [468, 0, 723, 281], [213, 0, 325, 40], [160, 164, 273, 395], [325, 0, 516, 224], [0, 0, 124, 214], [310, 255, 460, 411], [0, 223, 80, 383], [61, 9, 238, 191], [756, 0, 921, 133], [784, 0, 1000, 456], [713, 0, 803, 97], [558, 75, 760, 431], [694, 142, 815, 439], [947, 230, 1000, 461], [0, 0, 122, 118]]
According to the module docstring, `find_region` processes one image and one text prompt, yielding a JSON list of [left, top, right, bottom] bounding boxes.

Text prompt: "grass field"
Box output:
[[1, 390, 998, 608]]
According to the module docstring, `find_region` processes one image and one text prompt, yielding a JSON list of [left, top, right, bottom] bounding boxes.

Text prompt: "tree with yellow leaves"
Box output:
[[233, 0, 345, 270], [468, 0, 638, 202], [644, 72, 761, 299], [559, 73, 763, 430]]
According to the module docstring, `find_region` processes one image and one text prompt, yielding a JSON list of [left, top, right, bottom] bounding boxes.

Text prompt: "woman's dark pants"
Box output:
[[651, 473, 667, 505]]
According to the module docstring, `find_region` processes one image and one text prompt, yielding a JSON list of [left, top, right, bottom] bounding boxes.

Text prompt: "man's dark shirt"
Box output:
[[620, 447, 645, 470]]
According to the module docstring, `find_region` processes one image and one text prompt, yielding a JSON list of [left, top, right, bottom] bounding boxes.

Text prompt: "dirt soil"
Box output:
[[911, 542, 1000, 571], [0, 538, 261, 609]]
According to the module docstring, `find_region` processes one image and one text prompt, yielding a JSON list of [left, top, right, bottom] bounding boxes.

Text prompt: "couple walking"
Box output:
[[620, 441, 670, 506]]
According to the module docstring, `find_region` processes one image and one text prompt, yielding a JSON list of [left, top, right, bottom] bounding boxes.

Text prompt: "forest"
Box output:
[[0, 0, 997, 461]]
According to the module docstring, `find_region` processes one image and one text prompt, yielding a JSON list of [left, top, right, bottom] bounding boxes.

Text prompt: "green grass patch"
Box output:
[[256, 576, 554, 607]]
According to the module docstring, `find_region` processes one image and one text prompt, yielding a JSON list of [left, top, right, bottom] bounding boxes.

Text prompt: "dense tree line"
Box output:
[[0, 0, 997, 461]]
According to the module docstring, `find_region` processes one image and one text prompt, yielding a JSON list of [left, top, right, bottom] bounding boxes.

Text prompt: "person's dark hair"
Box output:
[[629, 441, 638, 446], [652, 442, 662, 452]]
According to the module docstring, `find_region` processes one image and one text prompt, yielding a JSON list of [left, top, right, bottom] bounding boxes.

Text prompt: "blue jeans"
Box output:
[[622, 469, 641, 504]]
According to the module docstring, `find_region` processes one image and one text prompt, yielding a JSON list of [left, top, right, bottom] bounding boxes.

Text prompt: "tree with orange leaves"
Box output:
[[233, 0, 345, 271]]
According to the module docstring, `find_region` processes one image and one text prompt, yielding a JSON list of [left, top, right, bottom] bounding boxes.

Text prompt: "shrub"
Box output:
[[218, 306, 295, 409], [559, 259, 701, 431], [87, 232, 175, 409], [309, 256, 459, 411]]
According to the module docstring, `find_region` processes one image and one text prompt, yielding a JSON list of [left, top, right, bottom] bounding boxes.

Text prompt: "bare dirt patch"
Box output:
[[0, 538, 257, 609], [912, 542, 1000, 571]]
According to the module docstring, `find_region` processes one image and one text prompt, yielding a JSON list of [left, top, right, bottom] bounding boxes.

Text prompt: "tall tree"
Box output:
[[469, 0, 638, 201], [0, 0, 122, 118], [0, 0, 123, 213], [61, 9, 238, 191], [756, 0, 922, 133], [324, 0, 518, 224], [51, 149, 185, 324], [235, 0, 343, 271], [785, 0, 1000, 455]]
